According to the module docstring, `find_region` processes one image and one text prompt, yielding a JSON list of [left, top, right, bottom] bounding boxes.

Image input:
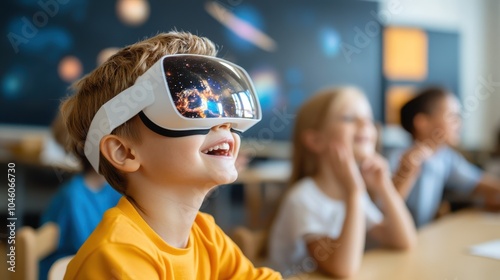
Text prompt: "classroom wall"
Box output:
[[0, 0, 382, 143], [378, 0, 499, 150]]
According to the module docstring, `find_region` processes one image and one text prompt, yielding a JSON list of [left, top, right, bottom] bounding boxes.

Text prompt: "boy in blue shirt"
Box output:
[[389, 87, 500, 227]]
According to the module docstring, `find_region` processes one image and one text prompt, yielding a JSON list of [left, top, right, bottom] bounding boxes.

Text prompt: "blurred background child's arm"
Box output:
[[474, 174, 500, 210], [305, 190, 365, 278], [304, 143, 367, 278], [392, 143, 433, 198]]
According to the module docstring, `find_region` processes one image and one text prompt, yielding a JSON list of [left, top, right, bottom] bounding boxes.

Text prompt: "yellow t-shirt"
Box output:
[[64, 197, 281, 280]]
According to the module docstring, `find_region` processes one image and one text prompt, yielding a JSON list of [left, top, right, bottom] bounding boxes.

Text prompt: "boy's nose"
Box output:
[[212, 123, 232, 130]]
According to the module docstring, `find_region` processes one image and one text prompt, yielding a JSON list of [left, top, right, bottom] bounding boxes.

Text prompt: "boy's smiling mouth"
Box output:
[[201, 139, 233, 157]]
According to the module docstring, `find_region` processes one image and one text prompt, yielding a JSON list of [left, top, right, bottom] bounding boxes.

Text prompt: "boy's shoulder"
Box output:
[[64, 203, 161, 278], [85, 200, 152, 246], [68, 199, 157, 264]]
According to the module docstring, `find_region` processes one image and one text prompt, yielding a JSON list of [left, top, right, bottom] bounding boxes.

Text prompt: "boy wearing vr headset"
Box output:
[[62, 31, 281, 279]]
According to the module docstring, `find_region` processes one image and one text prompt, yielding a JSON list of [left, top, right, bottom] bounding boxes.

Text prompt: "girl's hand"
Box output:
[[360, 153, 391, 193], [328, 143, 365, 195]]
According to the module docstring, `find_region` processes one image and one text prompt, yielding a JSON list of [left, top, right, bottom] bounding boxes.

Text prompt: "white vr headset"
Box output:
[[84, 54, 262, 172]]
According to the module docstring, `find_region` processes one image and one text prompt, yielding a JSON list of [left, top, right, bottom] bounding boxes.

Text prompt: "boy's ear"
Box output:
[[302, 129, 324, 154], [100, 135, 140, 173]]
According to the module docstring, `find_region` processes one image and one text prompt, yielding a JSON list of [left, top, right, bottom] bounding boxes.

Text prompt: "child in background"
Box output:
[[62, 31, 281, 279], [39, 112, 121, 280], [269, 87, 416, 278], [389, 87, 500, 227]]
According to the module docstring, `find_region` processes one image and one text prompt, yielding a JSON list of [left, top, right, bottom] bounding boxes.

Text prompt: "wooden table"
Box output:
[[293, 210, 500, 279], [235, 160, 290, 228]]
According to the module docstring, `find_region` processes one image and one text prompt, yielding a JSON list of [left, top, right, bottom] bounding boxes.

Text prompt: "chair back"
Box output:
[[48, 255, 73, 280], [12, 222, 59, 280]]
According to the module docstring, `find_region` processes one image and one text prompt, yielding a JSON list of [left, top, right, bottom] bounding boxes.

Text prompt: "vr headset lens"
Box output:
[[164, 56, 259, 120]]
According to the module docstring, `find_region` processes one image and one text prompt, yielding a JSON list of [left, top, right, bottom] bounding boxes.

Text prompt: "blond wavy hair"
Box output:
[[60, 31, 218, 194]]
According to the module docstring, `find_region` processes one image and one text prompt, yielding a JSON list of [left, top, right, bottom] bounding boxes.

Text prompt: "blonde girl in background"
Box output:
[[269, 87, 417, 278]]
